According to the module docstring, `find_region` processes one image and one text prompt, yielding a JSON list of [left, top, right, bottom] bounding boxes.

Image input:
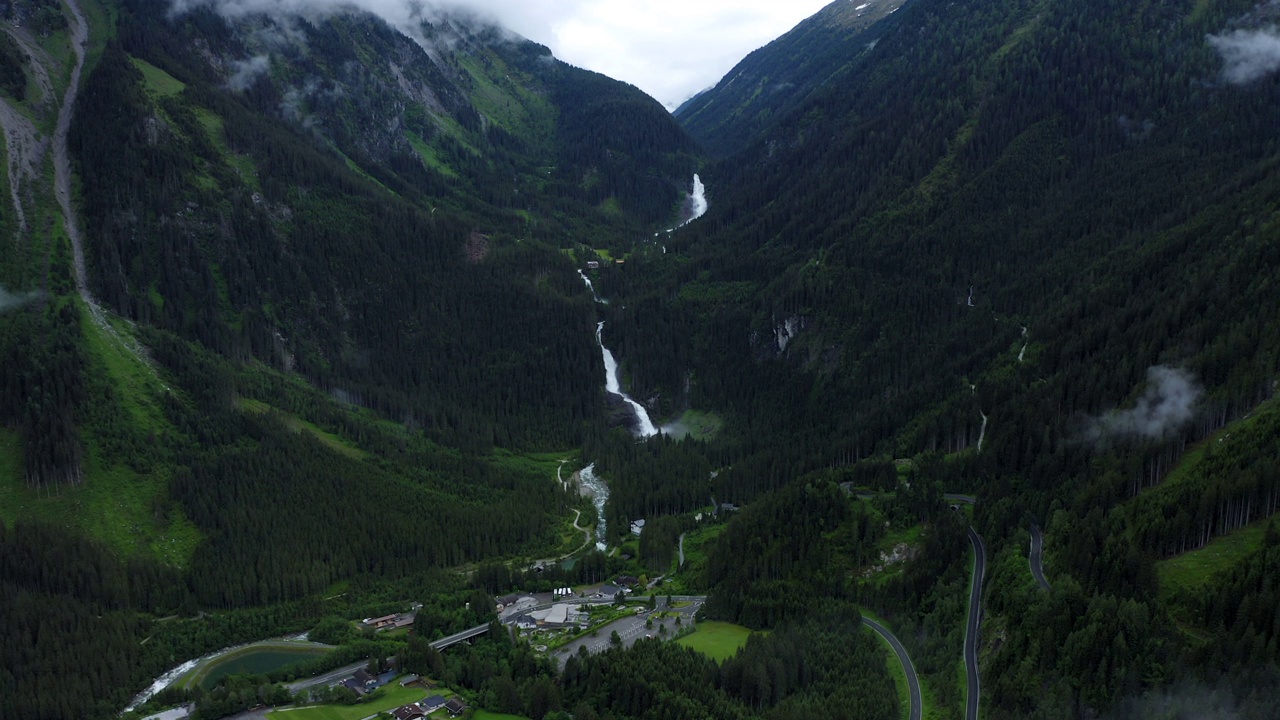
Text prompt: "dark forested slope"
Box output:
[[674, 0, 907, 157]]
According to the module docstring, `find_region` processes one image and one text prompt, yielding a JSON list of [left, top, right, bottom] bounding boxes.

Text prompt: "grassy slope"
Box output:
[[239, 398, 366, 460], [267, 683, 428, 720], [0, 303, 200, 565], [1157, 520, 1269, 601]]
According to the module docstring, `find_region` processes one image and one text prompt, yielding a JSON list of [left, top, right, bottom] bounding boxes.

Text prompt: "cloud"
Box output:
[[1082, 366, 1202, 443], [0, 285, 40, 314], [1208, 26, 1280, 84], [227, 54, 271, 91], [167, 0, 836, 109]]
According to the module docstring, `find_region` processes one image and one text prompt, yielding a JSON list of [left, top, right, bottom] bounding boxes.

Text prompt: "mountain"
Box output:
[[674, 0, 907, 157], [612, 0, 1280, 711], [5, 0, 1280, 718]]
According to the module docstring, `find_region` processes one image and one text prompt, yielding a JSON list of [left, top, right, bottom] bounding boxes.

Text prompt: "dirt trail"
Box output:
[[53, 0, 92, 300], [50, 0, 157, 373]]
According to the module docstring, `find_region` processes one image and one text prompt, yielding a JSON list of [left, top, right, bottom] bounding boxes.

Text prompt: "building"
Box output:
[[391, 705, 425, 720], [445, 698, 467, 717], [363, 614, 398, 629], [630, 518, 646, 536], [420, 695, 448, 713], [586, 260, 600, 269]]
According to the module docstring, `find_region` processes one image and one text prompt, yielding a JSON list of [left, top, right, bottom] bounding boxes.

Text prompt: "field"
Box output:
[[676, 621, 752, 662], [267, 683, 427, 720], [1157, 520, 1270, 600]]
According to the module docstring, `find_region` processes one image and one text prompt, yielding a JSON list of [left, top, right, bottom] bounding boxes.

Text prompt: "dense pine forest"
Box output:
[[3, 0, 1280, 718]]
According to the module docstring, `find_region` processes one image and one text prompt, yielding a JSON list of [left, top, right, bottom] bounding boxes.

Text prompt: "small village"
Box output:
[[135, 575, 706, 720]]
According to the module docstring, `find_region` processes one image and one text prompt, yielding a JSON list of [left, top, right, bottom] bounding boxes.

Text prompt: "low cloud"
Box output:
[[166, 0, 837, 109], [1208, 26, 1280, 84], [227, 54, 271, 91], [1082, 366, 1201, 443], [0, 285, 40, 314]]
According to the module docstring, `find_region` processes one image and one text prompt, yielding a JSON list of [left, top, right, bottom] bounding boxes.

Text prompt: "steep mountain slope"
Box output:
[[600, 0, 1280, 714], [674, 0, 907, 157], [72, 0, 703, 455], [619, 0, 1280, 488]]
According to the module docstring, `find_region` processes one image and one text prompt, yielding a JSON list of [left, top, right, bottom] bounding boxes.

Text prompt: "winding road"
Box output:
[[862, 617, 922, 720], [964, 527, 986, 720], [1029, 524, 1051, 592]]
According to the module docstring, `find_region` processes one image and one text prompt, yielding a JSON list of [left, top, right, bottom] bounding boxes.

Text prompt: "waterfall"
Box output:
[[596, 322, 659, 437], [577, 463, 610, 551]]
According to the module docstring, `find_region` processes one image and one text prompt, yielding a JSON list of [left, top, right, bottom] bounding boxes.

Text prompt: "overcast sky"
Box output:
[[177, 0, 836, 108], [470, 0, 836, 109]]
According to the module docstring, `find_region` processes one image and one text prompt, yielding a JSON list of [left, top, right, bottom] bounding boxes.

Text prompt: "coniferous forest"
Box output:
[[3, 0, 1280, 718]]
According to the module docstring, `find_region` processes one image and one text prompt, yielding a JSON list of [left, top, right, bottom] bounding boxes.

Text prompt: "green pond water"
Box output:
[[200, 648, 329, 689]]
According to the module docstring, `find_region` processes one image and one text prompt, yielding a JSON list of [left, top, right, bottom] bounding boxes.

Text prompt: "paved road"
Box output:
[[861, 617, 922, 720], [964, 527, 986, 720], [431, 623, 490, 649], [944, 493, 977, 505], [286, 660, 368, 692], [285, 624, 488, 692], [1029, 524, 1051, 592]]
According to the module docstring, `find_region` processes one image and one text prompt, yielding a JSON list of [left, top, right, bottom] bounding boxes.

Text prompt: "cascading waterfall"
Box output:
[[596, 321, 659, 437], [686, 173, 708, 222], [577, 269, 606, 304], [660, 174, 710, 233], [577, 463, 610, 551]]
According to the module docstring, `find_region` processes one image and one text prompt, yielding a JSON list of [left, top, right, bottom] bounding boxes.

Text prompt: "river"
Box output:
[[577, 463, 610, 551]]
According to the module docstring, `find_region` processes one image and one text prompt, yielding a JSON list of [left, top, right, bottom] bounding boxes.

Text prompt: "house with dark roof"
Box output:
[[391, 705, 425, 720], [420, 695, 448, 714], [616, 575, 639, 589], [444, 697, 467, 717]]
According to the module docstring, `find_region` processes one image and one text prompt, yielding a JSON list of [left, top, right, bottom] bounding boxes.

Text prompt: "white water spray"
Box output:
[[687, 173, 707, 222], [577, 463, 610, 551], [596, 321, 658, 437], [577, 269, 606, 304], [124, 642, 251, 712], [667, 174, 709, 232]]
